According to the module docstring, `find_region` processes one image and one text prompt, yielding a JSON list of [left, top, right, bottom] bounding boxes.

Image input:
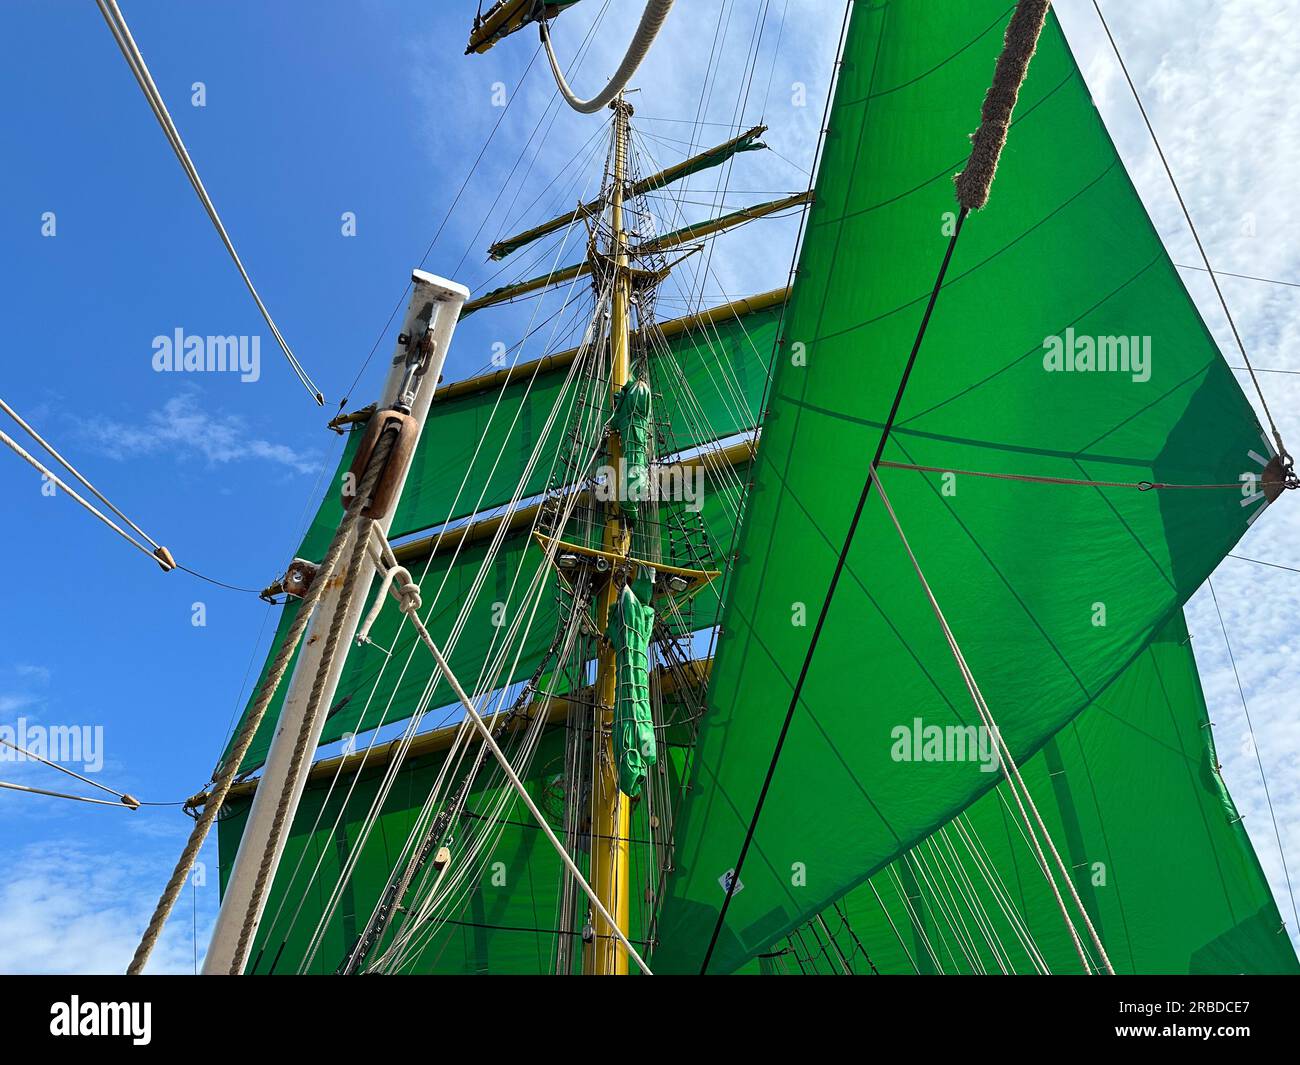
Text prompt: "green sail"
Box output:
[[653, 0, 1278, 974], [219, 696, 696, 974], [392, 299, 777, 534], [224, 440, 748, 774], [745, 614, 1297, 975]]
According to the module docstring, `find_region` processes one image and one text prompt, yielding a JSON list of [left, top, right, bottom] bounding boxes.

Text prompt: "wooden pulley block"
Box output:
[[341, 408, 419, 519]]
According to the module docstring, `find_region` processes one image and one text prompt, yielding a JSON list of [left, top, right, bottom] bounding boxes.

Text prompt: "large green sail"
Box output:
[[219, 688, 699, 974], [747, 613, 1298, 975], [654, 0, 1279, 973], [392, 297, 778, 533], [225, 444, 749, 774]]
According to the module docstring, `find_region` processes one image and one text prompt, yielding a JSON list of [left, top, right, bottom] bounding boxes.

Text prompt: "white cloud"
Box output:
[[84, 392, 319, 476], [0, 843, 210, 975], [1055, 0, 1300, 950]]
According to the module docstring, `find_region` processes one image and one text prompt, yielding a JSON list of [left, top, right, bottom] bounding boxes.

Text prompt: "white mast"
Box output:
[[203, 270, 468, 974]]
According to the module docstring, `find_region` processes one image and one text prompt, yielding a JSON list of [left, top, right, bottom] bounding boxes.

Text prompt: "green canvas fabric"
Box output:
[[392, 301, 778, 537], [654, 0, 1277, 974], [219, 719, 690, 974], [225, 444, 750, 774], [744, 614, 1297, 975], [610, 570, 657, 796]]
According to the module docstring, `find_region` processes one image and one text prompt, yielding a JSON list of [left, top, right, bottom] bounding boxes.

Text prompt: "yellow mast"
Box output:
[[585, 95, 634, 976]]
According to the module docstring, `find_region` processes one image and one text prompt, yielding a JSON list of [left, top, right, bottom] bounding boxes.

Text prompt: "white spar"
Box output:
[[202, 270, 468, 974]]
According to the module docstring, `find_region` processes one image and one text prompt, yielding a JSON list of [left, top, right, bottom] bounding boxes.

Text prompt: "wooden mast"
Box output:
[[585, 94, 635, 976]]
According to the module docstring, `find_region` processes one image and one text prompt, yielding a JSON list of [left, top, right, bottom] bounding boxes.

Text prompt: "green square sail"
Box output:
[[746, 614, 1298, 975], [654, 0, 1280, 973], [224, 439, 749, 774], [391, 298, 778, 536]]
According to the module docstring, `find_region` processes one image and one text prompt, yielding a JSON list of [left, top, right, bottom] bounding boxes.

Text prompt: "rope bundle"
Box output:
[[954, 0, 1052, 211]]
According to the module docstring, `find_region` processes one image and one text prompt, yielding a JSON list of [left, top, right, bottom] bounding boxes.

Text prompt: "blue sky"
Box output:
[[0, 0, 1296, 972]]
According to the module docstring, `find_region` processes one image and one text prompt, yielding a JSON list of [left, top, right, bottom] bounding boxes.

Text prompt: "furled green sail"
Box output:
[[745, 613, 1297, 975], [612, 378, 652, 520], [610, 568, 657, 797], [654, 0, 1280, 974]]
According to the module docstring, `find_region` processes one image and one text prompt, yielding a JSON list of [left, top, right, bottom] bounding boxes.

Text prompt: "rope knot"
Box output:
[[397, 575, 423, 616]]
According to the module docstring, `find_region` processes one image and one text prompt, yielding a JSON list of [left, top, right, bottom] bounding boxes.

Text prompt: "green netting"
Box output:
[[654, 1, 1276, 974], [611, 571, 657, 797], [742, 614, 1298, 975], [391, 299, 778, 537]]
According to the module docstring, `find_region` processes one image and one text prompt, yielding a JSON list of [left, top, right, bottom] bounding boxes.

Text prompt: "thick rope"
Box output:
[[125, 430, 394, 975], [540, 0, 675, 114], [954, 0, 1051, 211], [228, 503, 384, 973], [94, 0, 323, 405]]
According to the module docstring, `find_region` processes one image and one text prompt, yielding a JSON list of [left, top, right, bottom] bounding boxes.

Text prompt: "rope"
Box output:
[[1207, 578, 1300, 935], [0, 396, 164, 552], [0, 779, 138, 809], [540, 0, 675, 114], [1091, 0, 1289, 469], [402, 600, 654, 974], [0, 736, 139, 808], [125, 429, 394, 975], [954, 0, 1051, 211], [289, 276, 613, 973], [0, 399, 277, 590], [1177, 263, 1300, 293], [94, 0, 323, 406], [1228, 554, 1300, 576], [0, 426, 170, 571], [228, 489, 386, 974], [877, 460, 1278, 493], [870, 466, 1114, 974]]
